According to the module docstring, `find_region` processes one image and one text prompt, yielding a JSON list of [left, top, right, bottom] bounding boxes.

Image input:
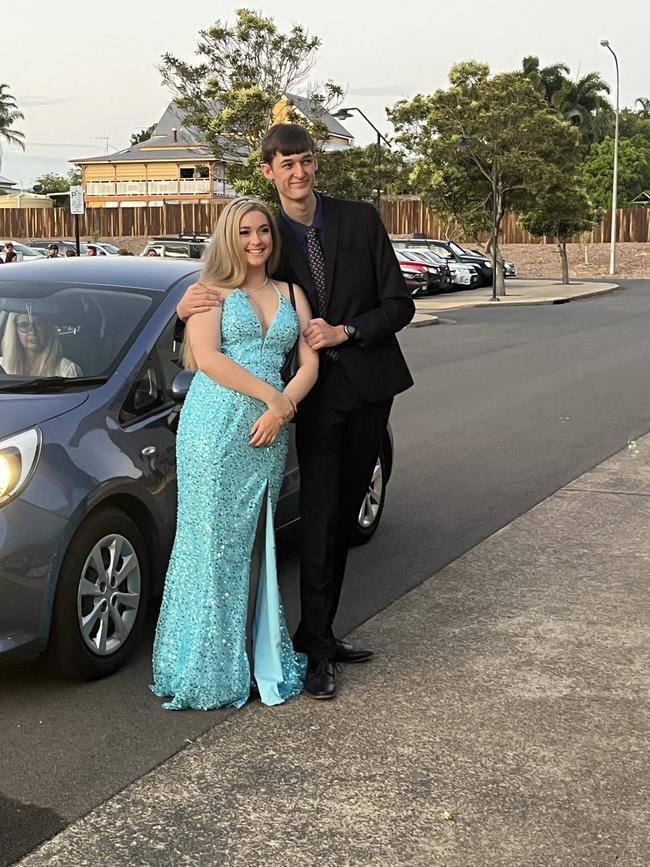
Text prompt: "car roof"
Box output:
[[0, 256, 202, 293]]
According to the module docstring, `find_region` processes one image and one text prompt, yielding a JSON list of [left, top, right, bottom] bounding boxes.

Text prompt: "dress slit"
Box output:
[[250, 482, 287, 706]]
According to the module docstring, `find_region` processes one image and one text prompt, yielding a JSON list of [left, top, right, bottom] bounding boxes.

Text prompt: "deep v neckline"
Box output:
[[236, 284, 284, 342]]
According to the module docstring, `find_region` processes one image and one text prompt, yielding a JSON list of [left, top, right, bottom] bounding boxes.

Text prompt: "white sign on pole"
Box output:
[[70, 185, 85, 215]]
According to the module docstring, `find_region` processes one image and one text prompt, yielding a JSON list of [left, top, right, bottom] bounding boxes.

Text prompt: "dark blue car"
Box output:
[[0, 258, 392, 678]]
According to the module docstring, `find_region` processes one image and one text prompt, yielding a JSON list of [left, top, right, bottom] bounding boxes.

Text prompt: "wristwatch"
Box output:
[[343, 324, 357, 341]]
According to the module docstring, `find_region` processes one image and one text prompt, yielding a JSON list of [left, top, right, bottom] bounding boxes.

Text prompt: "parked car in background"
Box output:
[[467, 248, 517, 277], [400, 248, 479, 290], [396, 256, 429, 297], [395, 250, 449, 296], [26, 240, 118, 257], [92, 242, 120, 256], [0, 258, 394, 679], [392, 238, 494, 287], [27, 240, 87, 256], [0, 242, 46, 262], [141, 235, 209, 259]]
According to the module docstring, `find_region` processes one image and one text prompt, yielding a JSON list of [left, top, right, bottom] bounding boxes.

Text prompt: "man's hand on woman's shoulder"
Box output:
[[177, 282, 224, 321]]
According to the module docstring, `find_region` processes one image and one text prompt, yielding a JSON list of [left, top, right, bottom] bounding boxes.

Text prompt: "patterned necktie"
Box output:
[[305, 225, 328, 317], [305, 226, 338, 360]]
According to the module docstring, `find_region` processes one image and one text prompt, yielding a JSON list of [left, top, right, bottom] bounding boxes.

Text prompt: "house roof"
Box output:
[[284, 93, 353, 140], [71, 101, 248, 166], [0, 175, 17, 189], [71, 94, 352, 169], [72, 144, 219, 165]]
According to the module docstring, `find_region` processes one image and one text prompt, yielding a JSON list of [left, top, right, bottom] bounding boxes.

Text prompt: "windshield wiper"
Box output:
[[0, 375, 109, 393]]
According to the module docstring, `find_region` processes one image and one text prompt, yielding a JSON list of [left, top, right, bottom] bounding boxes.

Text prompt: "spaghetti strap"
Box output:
[[269, 278, 283, 299]]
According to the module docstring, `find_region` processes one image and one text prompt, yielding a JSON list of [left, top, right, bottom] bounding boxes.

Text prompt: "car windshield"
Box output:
[[99, 243, 119, 254], [429, 244, 452, 259], [0, 286, 154, 391], [448, 242, 469, 256]]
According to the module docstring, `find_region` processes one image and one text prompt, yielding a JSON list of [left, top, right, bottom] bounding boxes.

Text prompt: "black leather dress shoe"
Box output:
[[304, 659, 337, 699], [334, 640, 374, 664]]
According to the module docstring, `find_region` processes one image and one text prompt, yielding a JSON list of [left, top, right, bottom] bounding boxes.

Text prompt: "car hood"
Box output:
[[0, 392, 89, 440]]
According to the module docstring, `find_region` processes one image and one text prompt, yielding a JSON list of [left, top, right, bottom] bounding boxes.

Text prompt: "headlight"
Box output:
[[483, 261, 491, 268], [402, 270, 422, 280], [0, 427, 42, 506]]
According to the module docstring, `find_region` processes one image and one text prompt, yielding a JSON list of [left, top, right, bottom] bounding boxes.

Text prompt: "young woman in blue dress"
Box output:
[[151, 197, 318, 710]]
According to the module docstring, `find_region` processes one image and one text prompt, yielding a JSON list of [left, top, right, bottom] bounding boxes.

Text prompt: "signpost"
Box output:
[[69, 185, 85, 255]]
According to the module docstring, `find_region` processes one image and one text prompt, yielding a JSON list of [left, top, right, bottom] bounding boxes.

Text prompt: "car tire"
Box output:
[[48, 509, 150, 680], [350, 447, 388, 547]]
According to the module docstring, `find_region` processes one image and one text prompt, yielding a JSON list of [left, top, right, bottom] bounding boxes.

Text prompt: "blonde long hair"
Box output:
[[182, 197, 281, 370], [1, 312, 63, 376]]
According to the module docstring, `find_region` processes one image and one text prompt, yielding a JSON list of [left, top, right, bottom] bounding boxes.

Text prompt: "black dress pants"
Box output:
[[293, 361, 393, 661]]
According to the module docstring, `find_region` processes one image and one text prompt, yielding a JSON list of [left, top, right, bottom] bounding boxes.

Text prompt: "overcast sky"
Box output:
[[2, 0, 648, 186]]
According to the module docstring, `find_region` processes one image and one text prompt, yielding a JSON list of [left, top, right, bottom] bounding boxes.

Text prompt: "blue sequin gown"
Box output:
[[151, 285, 306, 710]]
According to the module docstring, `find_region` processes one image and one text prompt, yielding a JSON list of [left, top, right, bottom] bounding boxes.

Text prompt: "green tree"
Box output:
[[519, 183, 594, 284], [635, 97, 650, 119], [619, 103, 650, 144], [33, 169, 82, 194], [389, 61, 580, 295], [315, 144, 411, 202], [159, 8, 342, 200], [521, 56, 570, 103], [130, 124, 156, 145], [0, 83, 25, 150], [521, 57, 613, 147], [580, 135, 650, 209]]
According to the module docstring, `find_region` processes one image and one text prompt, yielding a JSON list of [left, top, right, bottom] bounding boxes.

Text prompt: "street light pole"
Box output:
[[600, 39, 620, 276], [332, 107, 391, 211]]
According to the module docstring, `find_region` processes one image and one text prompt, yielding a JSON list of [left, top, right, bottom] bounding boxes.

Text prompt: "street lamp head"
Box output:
[[600, 39, 610, 47], [333, 108, 354, 120]]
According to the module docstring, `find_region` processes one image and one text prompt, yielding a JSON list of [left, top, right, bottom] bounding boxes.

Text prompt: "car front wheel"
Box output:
[[48, 508, 150, 680]]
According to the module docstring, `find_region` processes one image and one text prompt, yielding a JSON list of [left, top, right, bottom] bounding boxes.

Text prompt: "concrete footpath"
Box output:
[[16, 435, 650, 866], [415, 278, 620, 317]]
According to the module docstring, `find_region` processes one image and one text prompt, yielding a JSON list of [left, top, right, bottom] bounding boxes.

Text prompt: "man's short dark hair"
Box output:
[[48, 243, 58, 251], [261, 124, 315, 165]]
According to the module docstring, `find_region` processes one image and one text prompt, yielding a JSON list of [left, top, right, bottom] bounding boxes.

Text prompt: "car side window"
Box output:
[[120, 315, 181, 424], [157, 315, 184, 393]]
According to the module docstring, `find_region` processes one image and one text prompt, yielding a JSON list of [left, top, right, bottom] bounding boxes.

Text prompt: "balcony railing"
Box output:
[[86, 179, 213, 196]]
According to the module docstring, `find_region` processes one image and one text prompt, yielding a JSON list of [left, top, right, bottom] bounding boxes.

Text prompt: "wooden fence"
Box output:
[[1, 199, 649, 243], [382, 199, 650, 244]]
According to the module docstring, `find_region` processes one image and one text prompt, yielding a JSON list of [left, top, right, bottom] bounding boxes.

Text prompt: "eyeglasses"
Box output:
[[16, 320, 47, 334]]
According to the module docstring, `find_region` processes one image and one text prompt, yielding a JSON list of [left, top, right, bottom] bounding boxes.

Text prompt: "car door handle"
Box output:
[[141, 446, 157, 457]]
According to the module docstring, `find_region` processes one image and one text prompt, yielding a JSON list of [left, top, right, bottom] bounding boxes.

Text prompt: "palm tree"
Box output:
[[521, 56, 570, 103], [521, 58, 612, 146], [0, 83, 25, 150], [635, 97, 650, 118], [552, 71, 613, 146]]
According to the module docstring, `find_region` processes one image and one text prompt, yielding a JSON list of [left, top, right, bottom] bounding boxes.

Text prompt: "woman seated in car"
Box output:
[[0, 312, 82, 377]]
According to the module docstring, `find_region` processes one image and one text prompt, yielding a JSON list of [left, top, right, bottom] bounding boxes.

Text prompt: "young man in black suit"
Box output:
[[178, 124, 414, 699]]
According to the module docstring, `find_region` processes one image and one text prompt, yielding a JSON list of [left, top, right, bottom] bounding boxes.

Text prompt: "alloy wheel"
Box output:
[[77, 533, 142, 656], [358, 457, 384, 529]]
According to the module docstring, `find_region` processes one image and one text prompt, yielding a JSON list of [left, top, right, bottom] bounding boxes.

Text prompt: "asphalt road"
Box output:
[[3, 279, 650, 866]]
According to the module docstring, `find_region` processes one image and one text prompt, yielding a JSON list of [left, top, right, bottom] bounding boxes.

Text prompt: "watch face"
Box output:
[[345, 325, 356, 338]]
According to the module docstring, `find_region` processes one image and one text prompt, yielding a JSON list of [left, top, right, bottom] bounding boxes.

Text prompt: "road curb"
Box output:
[[471, 284, 622, 309], [408, 313, 439, 328], [415, 282, 622, 314]]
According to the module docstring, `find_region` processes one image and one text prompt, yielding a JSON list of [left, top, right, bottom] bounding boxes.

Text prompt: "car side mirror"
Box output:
[[171, 369, 194, 401]]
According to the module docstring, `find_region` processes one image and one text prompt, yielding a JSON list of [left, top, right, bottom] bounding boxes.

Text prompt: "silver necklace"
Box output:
[[241, 276, 269, 296]]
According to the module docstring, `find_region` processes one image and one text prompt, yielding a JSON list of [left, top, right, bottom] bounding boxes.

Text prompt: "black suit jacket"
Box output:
[[276, 195, 415, 403]]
